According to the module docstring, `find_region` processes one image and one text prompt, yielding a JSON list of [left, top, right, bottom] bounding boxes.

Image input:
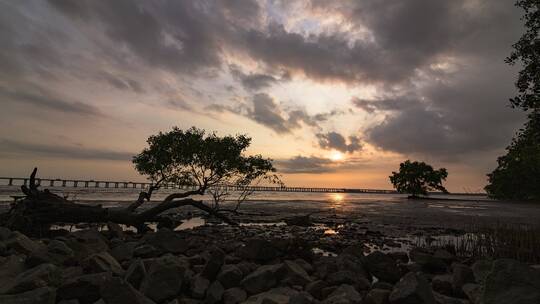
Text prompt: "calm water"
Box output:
[[0, 185, 487, 206]]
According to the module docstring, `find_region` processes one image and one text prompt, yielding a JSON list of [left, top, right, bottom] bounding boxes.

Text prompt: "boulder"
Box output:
[[100, 277, 155, 304], [409, 248, 447, 273], [237, 239, 281, 262], [83, 251, 124, 276], [223, 287, 247, 304], [191, 274, 210, 299], [4, 231, 44, 255], [0, 263, 61, 295], [67, 230, 109, 259], [481, 259, 540, 304], [283, 260, 313, 286], [0, 254, 27, 281], [322, 284, 362, 304], [432, 274, 453, 297], [433, 292, 468, 304], [205, 281, 224, 304], [27, 240, 75, 267], [0, 227, 12, 241], [372, 282, 394, 291], [57, 272, 113, 304], [106, 222, 125, 240], [389, 272, 436, 304], [140, 255, 188, 303], [217, 265, 243, 289], [125, 259, 147, 290], [289, 291, 316, 304], [365, 251, 401, 283], [140, 230, 188, 254], [471, 259, 492, 284], [461, 283, 481, 304], [241, 263, 286, 294], [364, 288, 391, 304], [201, 247, 225, 281], [0, 287, 56, 304], [243, 287, 299, 304], [305, 280, 327, 300], [109, 242, 137, 262], [326, 270, 371, 291], [294, 258, 314, 274], [451, 263, 474, 296]]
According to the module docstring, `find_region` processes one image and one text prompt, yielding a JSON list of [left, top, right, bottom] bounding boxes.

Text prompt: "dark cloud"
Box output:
[[229, 65, 280, 91], [276, 156, 334, 173], [316, 132, 362, 153], [352, 96, 413, 113], [101, 72, 144, 93], [207, 93, 341, 134], [0, 86, 102, 117], [0, 139, 133, 161]]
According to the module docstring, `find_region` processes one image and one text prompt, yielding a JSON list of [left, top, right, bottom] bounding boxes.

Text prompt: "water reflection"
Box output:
[[329, 193, 345, 206]]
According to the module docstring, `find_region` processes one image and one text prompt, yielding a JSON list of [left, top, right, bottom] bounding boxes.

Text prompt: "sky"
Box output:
[[0, 0, 528, 192]]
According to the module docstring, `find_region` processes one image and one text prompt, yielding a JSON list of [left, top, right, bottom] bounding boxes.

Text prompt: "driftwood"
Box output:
[[0, 168, 236, 236]]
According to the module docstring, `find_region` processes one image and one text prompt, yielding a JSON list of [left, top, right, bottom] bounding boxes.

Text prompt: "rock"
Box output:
[[305, 280, 328, 300], [290, 291, 315, 304], [57, 272, 113, 304], [140, 229, 188, 254], [409, 248, 447, 273], [243, 287, 299, 304], [67, 230, 109, 259], [27, 240, 75, 267], [432, 274, 453, 297], [100, 277, 155, 304], [364, 288, 391, 304], [365, 251, 401, 283], [0, 254, 27, 281], [294, 258, 314, 274], [471, 260, 492, 284], [322, 284, 362, 304], [205, 281, 224, 304], [201, 247, 225, 281], [283, 260, 313, 286], [125, 259, 147, 290], [0, 263, 61, 295], [58, 300, 80, 304], [106, 222, 125, 239], [223, 287, 247, 304], [109, 242, 137, 262], [133, 244, 161, 258], [451, 263, 474, 296], [341, 244, 365, 259], [389, 272, 436, 304], [191, 274, 210, 299], [0, 287, 56, 304], [241, 263, 286, 294], [481, 259, 540, 304], [326, 270, 371, 291], [433, 292, 468, 304], [217, 265, 243, 289], [0, 227, 12, 241], [461, 283, 481, 304], [4, 231, 44, 255], [140, 255, 188, 303], [237, 239, 281, 262], [388, 252, 409, 264], [433, 249, 455, 264], [372, 282, 394, 291], [83, 251, 124, 276]]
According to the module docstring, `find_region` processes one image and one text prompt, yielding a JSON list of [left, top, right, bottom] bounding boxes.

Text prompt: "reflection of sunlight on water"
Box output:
[[328, 193, 345, 206]]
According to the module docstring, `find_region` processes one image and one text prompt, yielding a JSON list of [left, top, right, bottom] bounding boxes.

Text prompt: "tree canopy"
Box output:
[[485, 112, 540, 200], [133, 126, 279, 194], [485, 1, 540, 200], [389, 160, 448, 198], [506, 0, 539, 111]]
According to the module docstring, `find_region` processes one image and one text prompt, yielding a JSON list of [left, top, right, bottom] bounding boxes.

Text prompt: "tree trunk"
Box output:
[[0, 168, 236, 236]]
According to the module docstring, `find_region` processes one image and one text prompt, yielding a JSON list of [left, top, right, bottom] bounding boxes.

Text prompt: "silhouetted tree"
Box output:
[[506, 0, 539, 111], [1, 127, 280, 235], [389, 160, 448, 198], [486, 1, 540, 200], [486, 112, 540, 200]]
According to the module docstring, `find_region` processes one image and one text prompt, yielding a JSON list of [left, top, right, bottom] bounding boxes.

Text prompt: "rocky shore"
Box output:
[[0, 221, 539, 304]]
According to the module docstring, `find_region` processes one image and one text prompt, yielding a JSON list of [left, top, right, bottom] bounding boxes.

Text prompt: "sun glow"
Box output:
[[329, 151, 344, 161]]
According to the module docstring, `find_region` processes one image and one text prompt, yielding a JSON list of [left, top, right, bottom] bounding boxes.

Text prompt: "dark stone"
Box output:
[[481, 259, 540, 304], [205, 280, 224, 304], [323, 284, 362, 304], [365, 251, 401, 283], [451, 263, 474, 297], [140, 229, 188, 254], [100, 277, 155, 304], [125, 259, 147, 290], [237, 239, 281, 262], [364, 288, 391, 304], [306, 280, 328, 300], [109, 242, 137, 262], [388, 272, 436, 304], [140, 255, 188, 303], [222, 287, 247, 304], [409, 248, 447, 273], [240, 263, 286, 294], [201, 247, 225, 281], [0, 287, 56, 304], [57, 272, 113, 304], [83, 251, 124, 276], [0, 263, 61, 295], [283, 260, 313, 286], [217, 265, 243, 289], [432, 274, 453, 297]]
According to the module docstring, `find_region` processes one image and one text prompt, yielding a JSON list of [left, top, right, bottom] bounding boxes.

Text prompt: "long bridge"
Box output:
[[0, 177, 396, 194]]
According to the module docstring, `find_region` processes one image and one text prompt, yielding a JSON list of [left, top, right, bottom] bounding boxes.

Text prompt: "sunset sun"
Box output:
[[329, 151, 344, 162]]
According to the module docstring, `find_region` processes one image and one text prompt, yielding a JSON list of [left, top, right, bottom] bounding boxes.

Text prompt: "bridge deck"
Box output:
[[0, 177, 396, 194]]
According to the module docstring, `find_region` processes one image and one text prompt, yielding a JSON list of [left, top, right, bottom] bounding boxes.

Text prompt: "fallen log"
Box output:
[[0, 168, 236, 236]]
